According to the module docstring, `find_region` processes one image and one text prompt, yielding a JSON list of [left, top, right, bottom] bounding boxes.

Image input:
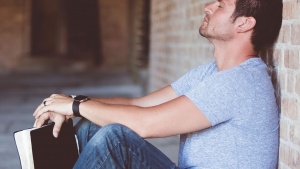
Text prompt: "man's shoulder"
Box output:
[[189, 61, 217, 78]]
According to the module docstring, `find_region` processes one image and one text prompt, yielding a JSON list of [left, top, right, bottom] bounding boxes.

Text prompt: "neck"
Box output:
[[211, 39, 258, 71]]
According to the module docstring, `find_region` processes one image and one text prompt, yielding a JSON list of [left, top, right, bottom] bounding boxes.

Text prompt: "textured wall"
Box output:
[[98, 0, 130, 68], [149, 0, 300, 168], [0, 0, 131, 72], [0, 0, 26, 73], [149, 0, 214, 92], [276, 0, 300, 168]]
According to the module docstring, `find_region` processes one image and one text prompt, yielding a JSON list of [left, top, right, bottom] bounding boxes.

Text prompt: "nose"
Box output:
[[204, 1, 216, 15]]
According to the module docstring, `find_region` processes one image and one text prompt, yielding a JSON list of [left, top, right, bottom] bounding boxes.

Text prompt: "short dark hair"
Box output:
[[232, 0, 283, 52]]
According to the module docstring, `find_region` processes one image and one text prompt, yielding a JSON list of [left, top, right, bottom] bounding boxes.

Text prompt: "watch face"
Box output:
[[74, 95, 89, 101]]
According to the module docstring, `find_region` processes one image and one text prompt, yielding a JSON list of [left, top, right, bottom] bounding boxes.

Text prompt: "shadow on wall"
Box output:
[[260, 49, 281, 112]]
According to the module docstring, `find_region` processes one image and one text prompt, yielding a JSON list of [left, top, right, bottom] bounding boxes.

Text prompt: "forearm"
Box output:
[[91, 85, 178, 107], [79, 100, 147, 136], [79, 96, 211, 139], [91, 97, 134, 106]]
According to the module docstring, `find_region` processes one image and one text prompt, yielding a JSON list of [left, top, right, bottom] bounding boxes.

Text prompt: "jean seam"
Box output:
[[127, 147, 151, 169], [99, 141, 151, 169]]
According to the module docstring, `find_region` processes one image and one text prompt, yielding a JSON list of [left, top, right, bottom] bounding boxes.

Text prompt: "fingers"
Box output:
[[33, 94, 73, 118], [33, 111, 67, 138], [33, 103, 53, 119], [51, 114, 66, 138], [33, 94, 71, 138], [33, 97, 54, 116], [33, 113, 50, 128]]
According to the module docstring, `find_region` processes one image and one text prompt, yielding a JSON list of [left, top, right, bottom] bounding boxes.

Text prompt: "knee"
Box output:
[[96, 123, 139, 142], [100, 123, 128, 136], [74, 118, 91, 136]]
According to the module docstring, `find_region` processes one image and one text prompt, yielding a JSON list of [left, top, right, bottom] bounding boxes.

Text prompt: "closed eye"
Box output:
[[218, 1, 224, 8]]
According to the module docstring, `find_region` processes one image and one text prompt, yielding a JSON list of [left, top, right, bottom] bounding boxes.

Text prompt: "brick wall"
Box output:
[[128, 0, 150, 73], [149, 0, 300, 168], [98, 0, 130, 68], [149, 0, 214, 92], [276, 0, 300, 168], [0, 0, 26, 73], [0, 0, 132, 72]]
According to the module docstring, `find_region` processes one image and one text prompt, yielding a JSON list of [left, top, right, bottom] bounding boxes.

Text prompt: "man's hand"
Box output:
[[33, 94, 74, 119], [33, 111, 70, 138]]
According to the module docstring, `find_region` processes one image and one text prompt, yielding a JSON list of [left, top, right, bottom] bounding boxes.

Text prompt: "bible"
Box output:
[[14, 119, 79, 169]]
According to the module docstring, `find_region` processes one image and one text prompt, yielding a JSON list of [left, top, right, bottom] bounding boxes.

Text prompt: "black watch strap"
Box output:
[[72, 101, 82, 117], [72, 95, 90, 117]]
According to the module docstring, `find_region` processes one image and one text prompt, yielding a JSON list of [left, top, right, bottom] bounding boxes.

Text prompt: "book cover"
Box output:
[[14, 119, 79, 169]]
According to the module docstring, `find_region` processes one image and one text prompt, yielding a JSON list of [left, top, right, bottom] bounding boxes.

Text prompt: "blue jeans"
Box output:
[[73, 118, 178, 169]]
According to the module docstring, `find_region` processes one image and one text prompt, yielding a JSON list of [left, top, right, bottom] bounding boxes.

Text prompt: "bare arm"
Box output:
[[79, 95, 211, 138], [34, 90, 211, 138], [91, 85, 179, 107], [33, 85, 211, 138]]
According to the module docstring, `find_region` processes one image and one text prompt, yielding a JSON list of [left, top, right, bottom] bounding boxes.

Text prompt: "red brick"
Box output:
[[279, 143, 300, 169], [99, 0, 129, 68], [280, 119, 289, 141], [290, 124, 300, 147], [287, 73, 295, 93], [281, 97, 299, 120], [278, 24, 291, 44], [291, 24, 300, 45], [296, 75, 300, 96], [289, 148, 300, 169], [279, 72, 287, 92], [279, 144, 289, 166], [284, 49, 300, 70], [283, 1, 300, 20]]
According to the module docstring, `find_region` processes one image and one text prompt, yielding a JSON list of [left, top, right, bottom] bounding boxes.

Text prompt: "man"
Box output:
[[33, 0, 283, 168]]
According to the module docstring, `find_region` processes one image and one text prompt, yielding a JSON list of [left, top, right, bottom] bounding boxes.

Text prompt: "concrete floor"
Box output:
[[0, 71, 179, 169]]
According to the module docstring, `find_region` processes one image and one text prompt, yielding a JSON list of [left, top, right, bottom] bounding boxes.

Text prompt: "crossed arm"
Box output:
[[33, 85, 211, 138]]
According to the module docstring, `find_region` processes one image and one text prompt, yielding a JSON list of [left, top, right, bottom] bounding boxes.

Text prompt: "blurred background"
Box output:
[[0, 0, 182, 168], [0, 0, 151, 75], [1, 0, 298, 169]]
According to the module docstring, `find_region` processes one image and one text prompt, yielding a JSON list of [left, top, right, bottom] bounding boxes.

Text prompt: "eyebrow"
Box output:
[[218, 0, 234, 5], [218, 0, 225, 4]]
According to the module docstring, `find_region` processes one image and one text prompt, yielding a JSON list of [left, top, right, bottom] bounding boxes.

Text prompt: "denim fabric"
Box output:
[[73, 118, 178, 169]]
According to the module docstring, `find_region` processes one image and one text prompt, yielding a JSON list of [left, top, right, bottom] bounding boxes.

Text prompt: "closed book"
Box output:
[[14, 119, 79, 169]]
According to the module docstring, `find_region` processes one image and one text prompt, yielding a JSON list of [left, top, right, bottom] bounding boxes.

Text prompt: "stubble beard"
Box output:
[[199, 23, 234, 41], [199, 23, 210, 38]]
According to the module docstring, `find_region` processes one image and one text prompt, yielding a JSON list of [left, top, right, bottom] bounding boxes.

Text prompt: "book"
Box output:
[[14, 119, 79, 169]]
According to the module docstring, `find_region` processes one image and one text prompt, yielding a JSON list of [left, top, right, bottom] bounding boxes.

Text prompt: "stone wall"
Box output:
[[149, 0, 300, 168]]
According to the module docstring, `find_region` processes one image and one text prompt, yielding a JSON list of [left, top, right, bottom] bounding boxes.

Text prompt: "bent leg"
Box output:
[[73, 123, 177, 169], [74, 118, 102, 153]]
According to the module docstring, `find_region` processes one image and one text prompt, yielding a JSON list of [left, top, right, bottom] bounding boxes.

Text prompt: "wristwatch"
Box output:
[[71, 95, 90, 117]]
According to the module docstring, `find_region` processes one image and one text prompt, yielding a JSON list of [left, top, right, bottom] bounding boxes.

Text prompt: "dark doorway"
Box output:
[[31, 0, 101, 64], [31, 0, 63, 56], [64, 0, 101, 63]]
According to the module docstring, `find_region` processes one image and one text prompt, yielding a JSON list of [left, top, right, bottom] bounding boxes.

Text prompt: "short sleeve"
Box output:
[[171, 62, 217, 96], [185, 70, 250, 126]]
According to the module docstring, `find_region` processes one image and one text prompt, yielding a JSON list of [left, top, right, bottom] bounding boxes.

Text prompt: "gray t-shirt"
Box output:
[[171, 58, 279, 169]]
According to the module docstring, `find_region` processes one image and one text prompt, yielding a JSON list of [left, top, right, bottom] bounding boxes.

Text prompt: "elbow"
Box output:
[[130, 117, 151, 139], [137, 130, 156, 139], [137, 129, 148, 139], [134, 118, 157, 139]]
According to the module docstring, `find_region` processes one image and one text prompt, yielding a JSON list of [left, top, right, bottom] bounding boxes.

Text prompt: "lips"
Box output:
[[204, 16, 209, 23]]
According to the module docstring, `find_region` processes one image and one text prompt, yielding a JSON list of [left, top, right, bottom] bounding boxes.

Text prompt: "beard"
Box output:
[[199, 22, 234, 41]]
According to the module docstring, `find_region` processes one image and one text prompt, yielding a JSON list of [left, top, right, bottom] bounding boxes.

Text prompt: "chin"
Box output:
[[199, 29, 207, 38]]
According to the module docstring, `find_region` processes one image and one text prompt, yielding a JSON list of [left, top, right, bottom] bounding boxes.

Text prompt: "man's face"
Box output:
[[199, 0, 236, 41]]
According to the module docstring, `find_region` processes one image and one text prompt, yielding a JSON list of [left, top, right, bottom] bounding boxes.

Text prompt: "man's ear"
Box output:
[[235, 17, 256, 33]]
